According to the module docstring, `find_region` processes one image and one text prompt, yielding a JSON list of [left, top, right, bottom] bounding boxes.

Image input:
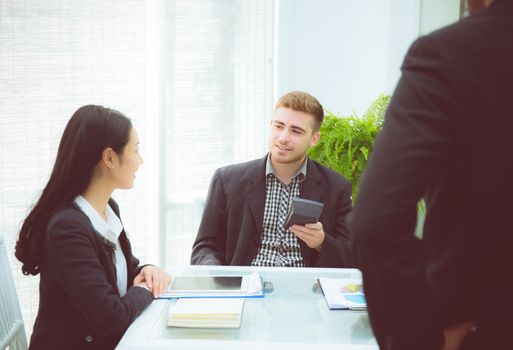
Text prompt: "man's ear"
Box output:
[[101, 147, 116, 169], [310, 131, 320, 147]]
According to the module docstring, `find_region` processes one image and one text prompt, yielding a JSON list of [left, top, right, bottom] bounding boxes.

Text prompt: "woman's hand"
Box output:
[[133, 265, 171, 298]]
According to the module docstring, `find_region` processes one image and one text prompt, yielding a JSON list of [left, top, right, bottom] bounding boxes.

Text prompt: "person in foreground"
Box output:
[[351, 0, 513, 349], [15, 105, 170, 350], [191, 91, 353, 267]]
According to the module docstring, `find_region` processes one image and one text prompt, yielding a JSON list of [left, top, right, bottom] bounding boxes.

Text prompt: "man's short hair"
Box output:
[[275, 91, 324, 131]]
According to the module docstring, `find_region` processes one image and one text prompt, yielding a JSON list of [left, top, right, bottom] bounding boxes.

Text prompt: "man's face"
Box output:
[[268, 107, 320, 166]]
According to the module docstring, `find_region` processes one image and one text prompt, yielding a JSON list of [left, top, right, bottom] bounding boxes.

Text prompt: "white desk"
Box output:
[[116, 266, 378, 350]]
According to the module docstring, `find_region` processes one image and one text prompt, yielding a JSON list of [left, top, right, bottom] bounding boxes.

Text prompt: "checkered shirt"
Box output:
[[251, 156, 307, 267]]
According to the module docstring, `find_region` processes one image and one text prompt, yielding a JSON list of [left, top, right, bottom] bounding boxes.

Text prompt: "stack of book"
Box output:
[[168, 298, 245, 329]]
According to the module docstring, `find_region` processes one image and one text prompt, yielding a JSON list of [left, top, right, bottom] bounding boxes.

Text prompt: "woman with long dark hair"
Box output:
[[15, 105, 170, 350]]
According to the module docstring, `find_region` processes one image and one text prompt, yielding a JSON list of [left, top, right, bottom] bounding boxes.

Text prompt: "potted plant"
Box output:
[[308, 94, 391, 201], [308, 94, 426, 237]]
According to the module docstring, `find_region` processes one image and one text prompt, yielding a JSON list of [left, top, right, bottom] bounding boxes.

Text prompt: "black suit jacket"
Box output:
[[352, 1, 513, 349], [191, 155, 353, 267], [29, 199, 153, 350]]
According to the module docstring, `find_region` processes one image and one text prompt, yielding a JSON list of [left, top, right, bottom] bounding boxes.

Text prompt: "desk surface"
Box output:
[[116, 266, 378, 350]]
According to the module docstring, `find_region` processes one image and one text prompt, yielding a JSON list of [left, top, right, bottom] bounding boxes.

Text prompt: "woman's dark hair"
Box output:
[[15, 105, 132, 275]]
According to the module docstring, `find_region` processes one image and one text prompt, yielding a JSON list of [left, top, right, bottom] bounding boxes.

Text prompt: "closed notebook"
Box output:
[[168, 298, 244, 328], [159, 272, 263, 299]]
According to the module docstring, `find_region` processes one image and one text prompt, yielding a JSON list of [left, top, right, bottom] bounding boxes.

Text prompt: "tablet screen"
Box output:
[[168, 276, 243, 292]]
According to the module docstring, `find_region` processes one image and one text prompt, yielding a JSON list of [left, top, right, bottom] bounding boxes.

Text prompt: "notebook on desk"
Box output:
[[168, 275, 244, 293], [168, 298, 244, 329], [159, 271, 264, 299]]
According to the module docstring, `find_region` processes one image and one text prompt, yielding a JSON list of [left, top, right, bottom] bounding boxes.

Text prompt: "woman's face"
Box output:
[[112, 127, 143, 189]]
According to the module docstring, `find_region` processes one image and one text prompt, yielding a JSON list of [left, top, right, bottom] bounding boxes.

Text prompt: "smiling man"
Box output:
[[191, 91, 353, 267]]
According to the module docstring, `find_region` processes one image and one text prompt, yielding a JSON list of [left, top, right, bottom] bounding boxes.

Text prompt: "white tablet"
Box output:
[[168, 275, 248, 293]]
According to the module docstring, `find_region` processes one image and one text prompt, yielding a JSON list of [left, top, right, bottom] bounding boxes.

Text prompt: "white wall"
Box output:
[[274, 0, 420, 116], [420, 0, 460, 35]]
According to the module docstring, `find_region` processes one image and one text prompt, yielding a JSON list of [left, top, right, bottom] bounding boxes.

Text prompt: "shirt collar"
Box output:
[[266, 153, 307, 181], [74, 195, 123, 244]]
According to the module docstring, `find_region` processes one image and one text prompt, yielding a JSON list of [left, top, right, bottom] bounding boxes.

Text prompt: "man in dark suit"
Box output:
[[191, 91, 353, 268], [351, 1, 513, 349]]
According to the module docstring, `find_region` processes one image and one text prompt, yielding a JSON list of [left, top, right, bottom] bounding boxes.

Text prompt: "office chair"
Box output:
[[0, 236, 28, 350]]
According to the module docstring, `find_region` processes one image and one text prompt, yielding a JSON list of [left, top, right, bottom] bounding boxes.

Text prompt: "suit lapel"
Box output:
[[300, 159, 325, 202], [297, 159, 326, 265], [245, 156, 267, 231]]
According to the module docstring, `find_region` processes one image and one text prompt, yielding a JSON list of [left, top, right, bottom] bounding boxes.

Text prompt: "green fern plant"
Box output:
[[308, 94, 391, 200]]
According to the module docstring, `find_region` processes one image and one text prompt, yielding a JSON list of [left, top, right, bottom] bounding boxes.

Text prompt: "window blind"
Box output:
[[0, 0, 273, 336]]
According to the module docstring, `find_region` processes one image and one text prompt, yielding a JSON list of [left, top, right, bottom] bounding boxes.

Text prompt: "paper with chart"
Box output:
[[318, 277, 367, 310]]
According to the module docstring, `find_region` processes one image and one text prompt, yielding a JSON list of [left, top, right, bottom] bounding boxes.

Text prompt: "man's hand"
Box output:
[[133, 265, 171, 298], [442, 321, 475, 350], [289, 222, 325, 251]]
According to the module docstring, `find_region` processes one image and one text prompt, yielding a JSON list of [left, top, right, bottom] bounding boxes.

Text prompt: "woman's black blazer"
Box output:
[[29, 199, 153, 350]]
